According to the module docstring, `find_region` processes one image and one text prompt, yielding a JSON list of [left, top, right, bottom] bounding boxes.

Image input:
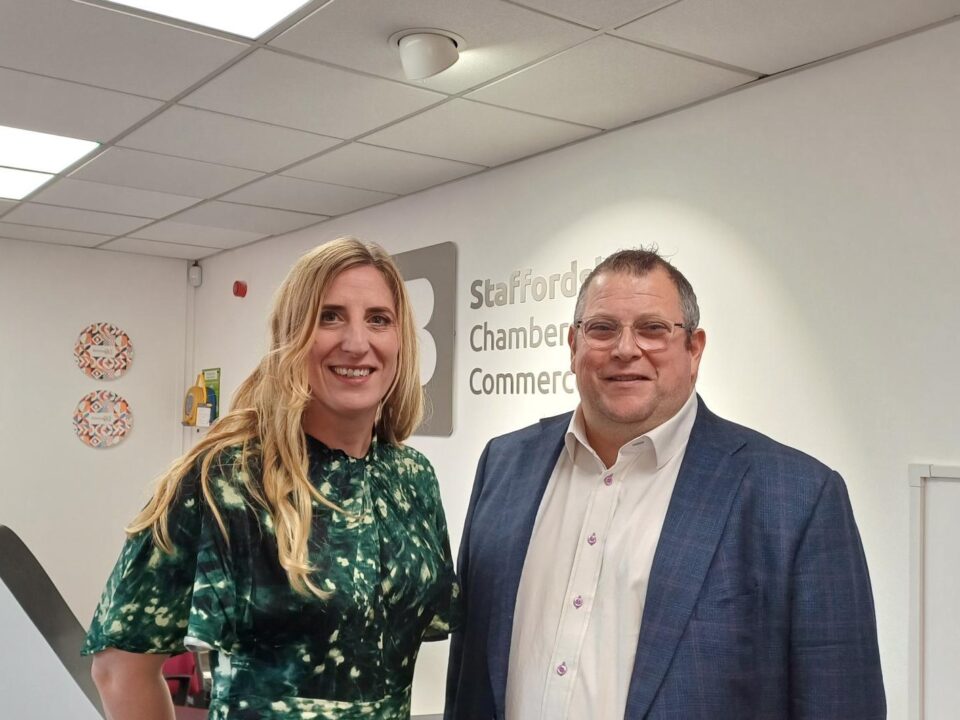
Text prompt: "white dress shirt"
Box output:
[[505, 392, 698, 720]]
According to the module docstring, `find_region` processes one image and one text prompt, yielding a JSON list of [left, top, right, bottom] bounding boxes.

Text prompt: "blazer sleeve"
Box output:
[[444, 439, 492, 720], [789, 471, 886, 719]]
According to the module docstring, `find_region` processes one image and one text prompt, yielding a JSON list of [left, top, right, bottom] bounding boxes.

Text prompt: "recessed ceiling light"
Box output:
[[106, 0, 314, 38], [0, 167, 55, 201], [0, 125, 99, 174]]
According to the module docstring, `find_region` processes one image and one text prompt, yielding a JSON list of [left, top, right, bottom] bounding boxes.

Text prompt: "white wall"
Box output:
[[0, 238, 189, 624], [191, 20, 960, 718]]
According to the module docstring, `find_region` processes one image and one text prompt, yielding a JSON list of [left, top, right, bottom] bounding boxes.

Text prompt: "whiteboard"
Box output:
[[908, 464, 960, 720]]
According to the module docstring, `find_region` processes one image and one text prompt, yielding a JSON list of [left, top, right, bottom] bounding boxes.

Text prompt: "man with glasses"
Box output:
[[445, 248, 885, 720]]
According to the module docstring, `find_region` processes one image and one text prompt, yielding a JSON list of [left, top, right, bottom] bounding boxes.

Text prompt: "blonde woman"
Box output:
[[84, 238, 459, 720]]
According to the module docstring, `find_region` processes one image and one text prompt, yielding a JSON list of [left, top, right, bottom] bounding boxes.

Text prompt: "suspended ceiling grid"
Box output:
[[1, 0, 957, 260]]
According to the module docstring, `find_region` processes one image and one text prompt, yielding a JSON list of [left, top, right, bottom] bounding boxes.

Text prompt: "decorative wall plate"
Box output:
[[73, 390, 133, 448], [74, 322, 133, 380]]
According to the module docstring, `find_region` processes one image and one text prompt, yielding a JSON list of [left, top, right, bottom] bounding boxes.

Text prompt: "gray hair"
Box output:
[[574, 247, 700, 333]]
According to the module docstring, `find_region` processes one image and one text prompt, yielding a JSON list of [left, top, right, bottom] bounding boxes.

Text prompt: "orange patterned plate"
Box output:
[[74, 322, 134, 380], [73, 390, 133, 448]]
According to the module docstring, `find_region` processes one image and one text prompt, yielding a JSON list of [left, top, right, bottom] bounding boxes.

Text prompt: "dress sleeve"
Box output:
[[82, 469, 205, 655], [422, 460, 463, 642], [83, 456, 243, 656]]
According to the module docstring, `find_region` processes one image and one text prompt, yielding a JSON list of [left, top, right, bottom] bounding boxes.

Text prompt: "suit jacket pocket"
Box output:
[[692, 582, 758, 622], [687, 582, 758, 680], [662, 587, 759, 720]]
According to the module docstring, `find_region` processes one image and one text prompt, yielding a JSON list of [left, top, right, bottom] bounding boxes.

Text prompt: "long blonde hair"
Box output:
[[128, 237, 424, 596]]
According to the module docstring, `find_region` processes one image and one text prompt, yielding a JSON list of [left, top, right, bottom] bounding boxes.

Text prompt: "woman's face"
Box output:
[[305, 265, 400, 430]]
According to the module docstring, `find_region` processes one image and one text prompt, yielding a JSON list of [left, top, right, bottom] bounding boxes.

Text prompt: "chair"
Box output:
[[163, 652, 203, 706]]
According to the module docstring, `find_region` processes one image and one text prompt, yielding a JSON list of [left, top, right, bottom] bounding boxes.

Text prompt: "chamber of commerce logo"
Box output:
[[392, 242, 457, 437]]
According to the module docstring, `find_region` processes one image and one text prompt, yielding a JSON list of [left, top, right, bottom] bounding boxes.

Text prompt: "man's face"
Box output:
[[569, 268, 706, 443]]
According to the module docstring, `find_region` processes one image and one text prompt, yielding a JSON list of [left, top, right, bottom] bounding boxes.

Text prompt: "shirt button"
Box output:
[[587, 533, 597, 546], [556, 662, 568, 676], [573, 595, 583, 609], [603, 474, 613, 486]]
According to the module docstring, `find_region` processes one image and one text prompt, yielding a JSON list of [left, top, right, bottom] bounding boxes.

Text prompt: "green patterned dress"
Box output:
[[83, 436, 460, 719]]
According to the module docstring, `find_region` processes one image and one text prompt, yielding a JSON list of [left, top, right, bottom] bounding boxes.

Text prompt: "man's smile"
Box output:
[[603, 373, 652, 382]]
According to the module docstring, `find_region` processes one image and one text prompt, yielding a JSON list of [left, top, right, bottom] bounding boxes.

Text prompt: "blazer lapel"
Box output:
[[624, 402, 749, 719], [488, 414, 569, 717]]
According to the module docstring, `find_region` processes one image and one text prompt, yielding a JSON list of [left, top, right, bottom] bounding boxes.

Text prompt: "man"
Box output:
[[445, 249, 885, 719]]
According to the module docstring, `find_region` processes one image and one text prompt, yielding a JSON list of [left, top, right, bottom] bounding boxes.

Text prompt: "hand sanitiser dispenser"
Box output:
[[182, 373, 207, 426]]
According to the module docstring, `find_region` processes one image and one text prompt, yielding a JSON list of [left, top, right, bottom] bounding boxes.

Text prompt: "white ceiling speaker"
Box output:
[[389, 28, 465, 81]]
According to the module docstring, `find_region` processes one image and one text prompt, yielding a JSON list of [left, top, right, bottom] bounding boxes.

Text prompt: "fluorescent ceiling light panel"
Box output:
[[0, 125, 99, 174], [106, 0, 313, 38], [0, 167, 55, 200]]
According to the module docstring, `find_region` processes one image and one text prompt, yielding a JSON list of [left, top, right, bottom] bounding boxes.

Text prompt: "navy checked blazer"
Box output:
[[445, 397, 885, 719]]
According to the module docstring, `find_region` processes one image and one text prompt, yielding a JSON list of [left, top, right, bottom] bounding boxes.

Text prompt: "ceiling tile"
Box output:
[[130, 220, 267, 249], [170, 201, 325, 236], [0, 67, 162, 142], [507, 0, 677, 30], [119, 106, 341, 172], [183, 49, 444, 137], [99, 236, 221, 260], [0, 0, 246, 98], [614, 0, 960, 74], [222, 175, 395, 216], [31, 178, 201, 219], [468, 35, 755, 129], [0, 221, 110, 248], [3, 203, 150, 235], [283, 143, 485, 194], [71, 148, 263, 198], [271, 0, 594, 94], [364, 99, 598, 166]]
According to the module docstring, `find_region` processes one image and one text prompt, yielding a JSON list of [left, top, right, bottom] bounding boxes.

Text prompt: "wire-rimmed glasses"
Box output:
[[574, 316, 690, 352]]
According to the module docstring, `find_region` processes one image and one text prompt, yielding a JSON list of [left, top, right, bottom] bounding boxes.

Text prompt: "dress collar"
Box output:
[[304, 431, 381, 462]]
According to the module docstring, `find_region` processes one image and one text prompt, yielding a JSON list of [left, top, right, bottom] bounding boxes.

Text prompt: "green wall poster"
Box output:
[[202, 367, 221, 421]]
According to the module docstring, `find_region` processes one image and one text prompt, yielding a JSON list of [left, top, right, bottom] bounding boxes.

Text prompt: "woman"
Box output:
[[84, 237, 459, 719]]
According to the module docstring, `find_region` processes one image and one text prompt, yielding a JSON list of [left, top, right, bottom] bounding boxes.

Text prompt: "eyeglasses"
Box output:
[[574, 316, 689, 352]]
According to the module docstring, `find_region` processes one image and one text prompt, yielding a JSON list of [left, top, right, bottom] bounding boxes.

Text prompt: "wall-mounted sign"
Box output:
[[74, 322, 133, 380], [73, 390, 133, 448], [392, 243, 456, 437]]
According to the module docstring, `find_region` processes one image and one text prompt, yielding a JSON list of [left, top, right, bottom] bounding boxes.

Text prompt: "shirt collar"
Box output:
[[564, 390, 698, 469]]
